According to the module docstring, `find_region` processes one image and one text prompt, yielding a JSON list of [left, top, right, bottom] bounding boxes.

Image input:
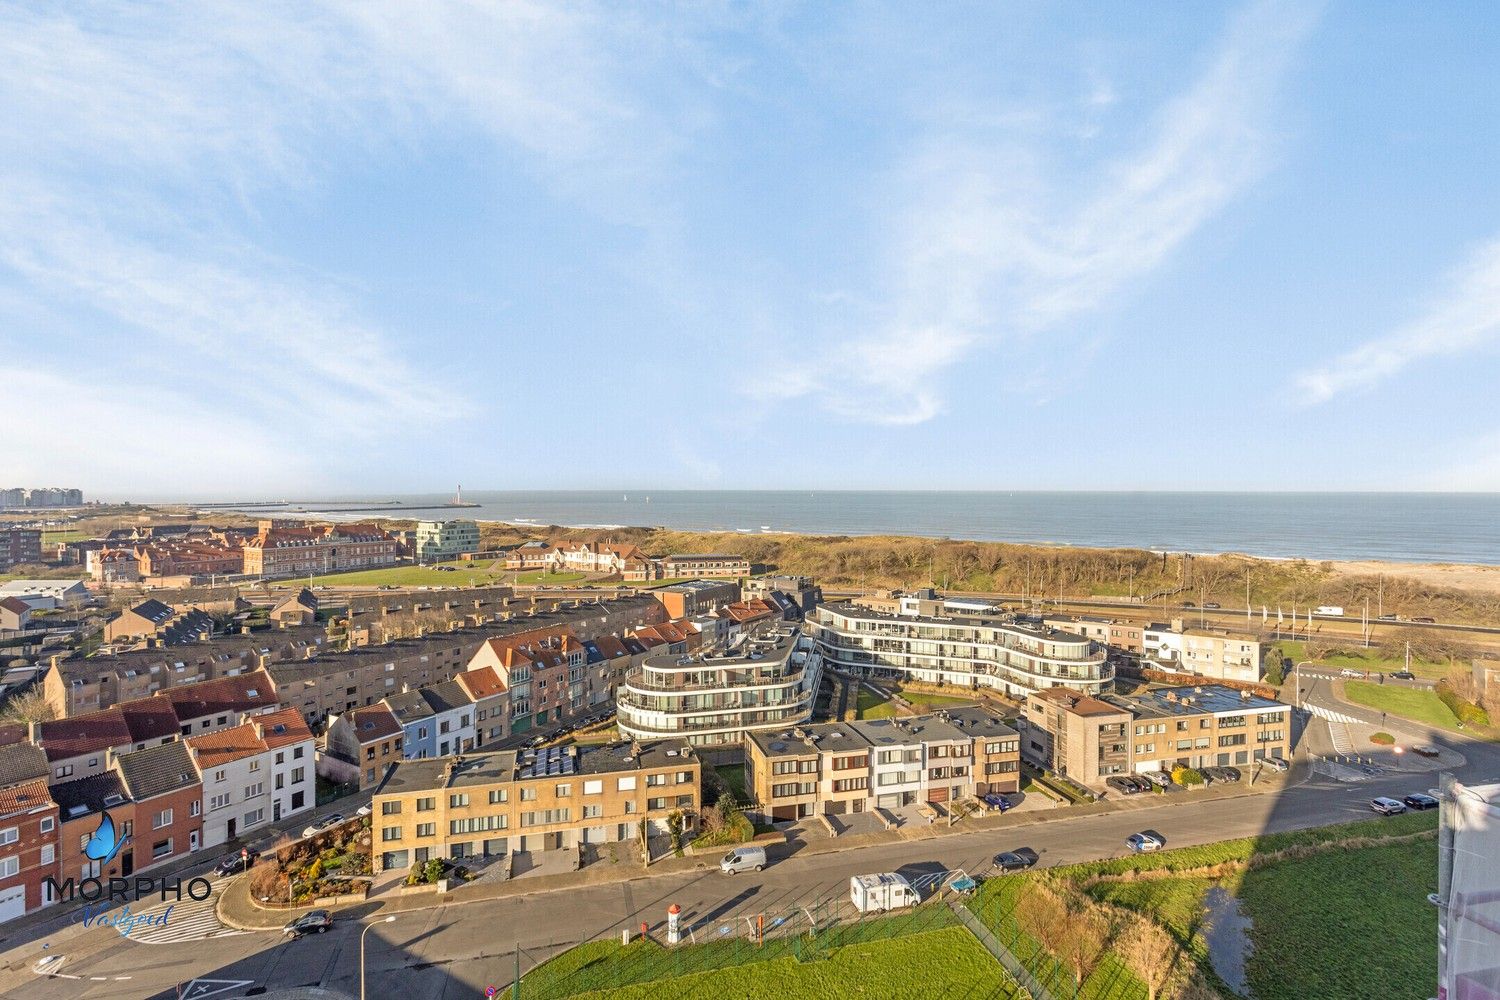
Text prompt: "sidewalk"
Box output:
[[216, 769, 1307, 931]]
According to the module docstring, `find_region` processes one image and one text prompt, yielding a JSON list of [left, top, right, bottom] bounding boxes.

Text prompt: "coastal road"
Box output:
[[13, 726, 1498, 1000]]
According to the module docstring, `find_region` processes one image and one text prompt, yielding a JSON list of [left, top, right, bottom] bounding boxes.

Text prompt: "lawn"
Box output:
[[714, 764, 748, 803], [1342, 679, 1462, 731], [969, 811, 1440, 1000], [1274, 639, 1451, 680], [522, 922, 1019, 1000], [513, 570, 591, 585], [856, 686, 897, 720], [899, 689, 980, 710], [306, 562, 513, 588]]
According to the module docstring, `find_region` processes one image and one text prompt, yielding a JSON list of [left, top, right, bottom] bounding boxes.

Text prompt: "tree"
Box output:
[[1119, 915, 1180, 1000], [0, 688, 55, 725]]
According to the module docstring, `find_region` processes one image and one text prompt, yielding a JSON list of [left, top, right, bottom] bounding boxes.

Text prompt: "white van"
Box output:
[[720, 846, 767, 874]]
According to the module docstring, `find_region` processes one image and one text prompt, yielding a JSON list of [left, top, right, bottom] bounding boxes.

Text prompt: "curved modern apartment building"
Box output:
[[807, 595, 1111, 700], [615, 623, 823, 748]]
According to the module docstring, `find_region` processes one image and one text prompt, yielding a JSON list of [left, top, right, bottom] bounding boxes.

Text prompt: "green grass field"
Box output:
[[1342, 679, 1463, 731], [521, 921, 1019, 1000], [715, 764, 748, 802], [1274, 639, 1451, 680], [899, 689, 981, 709], [856, 686, 897, 719]]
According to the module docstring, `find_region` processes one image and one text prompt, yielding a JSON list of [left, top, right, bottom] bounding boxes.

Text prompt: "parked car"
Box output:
[[1403, 793, 1439, 811], [1126, 832, 1165, 853], [215, 848, 259, 877], [993, 849, 1039, 872], [1142, 771, 1173, 788], [1370, 797, 1408, 816], [356, 803, 372, 817], [982, 793, 1012, 812], [1260, 756, 1290, 772], [1390, 670, 1415, 680], [720, 846, 767, 874], [1203, 602, 1221, 610], [1413, 745, 1442, 758], [283, 909, 333, 938], [1340, 668, 1366, 679], [1412, 617, 1436, 624], [1219, 766, 1242, 783], [1106, 776, 1141, 795], [301, 813, 345, 838], [1181, 602, 1195, 608]]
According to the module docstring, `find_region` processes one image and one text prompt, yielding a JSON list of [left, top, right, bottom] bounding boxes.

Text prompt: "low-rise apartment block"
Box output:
[[0, 528, 42, 572], [743, 707, 1020, 821], [661, 553, 750, 579], [651, 580, 740, 619], [1019, 684, 1291, 787], [323, 704, 405, 787], [1143, 621, 1262, 683], [414, 519, 481, 561], [0, 772, 59, 921], [103, 599, 215, 646], [368, 740, 701, 871], [242, 520, 398, 578]]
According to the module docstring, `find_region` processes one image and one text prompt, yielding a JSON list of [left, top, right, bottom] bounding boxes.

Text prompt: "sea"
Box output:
[[156, 491, 1500, 566]]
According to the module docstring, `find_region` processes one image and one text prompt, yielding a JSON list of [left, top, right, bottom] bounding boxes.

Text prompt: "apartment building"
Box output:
[[103, 599, 215, 646], [661, 553, 750, 579], [455, 667, 510, 746], [93, 549, 142, 583], [414, 520, 480, 561], [53, 772, 131, 891], [615, 624, 823, 748], [134, 540, 243, 579], [188, 723, 274, 847], [503, 541, 557, 571], [651, 580, 740, 619], [0, 528, 42, 572], [384, 680, 475, 759], [241, 521, 398, 578], [368, 740, 701, 871], [742, 575, 823, 619], [1143, 621, 1263, 683], [808, 595, 1112, 701], [468, 626, 588, 733], [1019, 689, 1133, 786], [42, 624, 326, 717], [743, 708, 1020, 821], [259, 709, 316, 823], [1019, 684, 1291, 786], [549, 542, 654, 577]]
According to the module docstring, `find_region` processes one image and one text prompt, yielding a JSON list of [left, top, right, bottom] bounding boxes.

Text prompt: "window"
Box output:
[[416, 797, 435, 812], [41, 844, 54, 865], [450, 815, 507, 834], [616, 776, 636, 792], [449, 793, 469, 808], [153, 809, 173, 830], [381, 801, 402, 815], [624, 801, 637, 814], [382, 827, 403, 842], [520, 787, 537, 801], [488, 789, 508, 804], [244, 783, 264, 799], [0, 856, 18, 879], [54, 765, 73, 779], [555, 784, 571, 797], [190, 800, 201, 817], [294, 746, 305, 759], [676, 771, 694, 784], [211, 793, 231, 810], [647, 797, 667, 811], [520, 809, 570, 826], [40, 816, 54, 834], [583, 780, 603, 795], [583, 804, 602, 819], [646, 773, 666, 787], [214, 769, 226, 783], [275, 752, 285, 765], [292, 767, 305, 783], [244, 809, 264, 826], [0, 827, 16, 847], [152, 839, 172, 860], [416, 823, 436, 838], [248, 760, 261, 772]]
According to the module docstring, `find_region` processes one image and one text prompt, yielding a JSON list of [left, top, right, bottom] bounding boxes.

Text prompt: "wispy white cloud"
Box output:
[[760, 0, 1320, 425], [1295, 239, 1500, 404]]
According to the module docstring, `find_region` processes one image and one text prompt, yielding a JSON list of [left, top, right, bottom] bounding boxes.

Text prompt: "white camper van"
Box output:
[[850, 873, 920, 914]]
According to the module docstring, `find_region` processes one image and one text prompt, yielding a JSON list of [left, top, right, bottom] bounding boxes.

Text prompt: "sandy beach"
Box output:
[[1329, 560, 1500, 595]]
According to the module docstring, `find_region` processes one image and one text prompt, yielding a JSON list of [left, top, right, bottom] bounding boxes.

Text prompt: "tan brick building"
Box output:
[[241, 521, 398, 578], [369, 740, 700, 871]]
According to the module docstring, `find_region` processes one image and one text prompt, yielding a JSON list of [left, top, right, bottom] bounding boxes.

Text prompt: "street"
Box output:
[[8, 691, 1497, 1000]]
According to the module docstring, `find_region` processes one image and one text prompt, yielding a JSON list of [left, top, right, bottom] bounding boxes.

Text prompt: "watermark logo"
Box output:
[[78, 902, 173, 938], [83, 810, 130, 867]]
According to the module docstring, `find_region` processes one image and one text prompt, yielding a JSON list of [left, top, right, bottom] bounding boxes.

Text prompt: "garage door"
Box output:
[[927, 786, 949, 804], [0, 885, 27, 922]]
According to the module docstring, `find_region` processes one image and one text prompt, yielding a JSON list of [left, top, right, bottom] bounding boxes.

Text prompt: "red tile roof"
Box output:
[[160, 669, 278, 721], [347, 704, 401, 742], [187, 723, 267, 768], [0, 778, 55, 819], [117, 697, 184, 743], [0, 596, 30, 615], [37, 710, 133, 762], [456, 667, 506, 701], [254, 707, 313, 750]]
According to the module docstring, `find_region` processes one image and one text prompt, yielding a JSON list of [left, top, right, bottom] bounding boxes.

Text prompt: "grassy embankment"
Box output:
[[967, 810, 1439, 1000], [1341, 679, 1463, 732], [518, 908, 1021, 1000], [1271, 638, 1453, 681], [855, 685, 976, 720]]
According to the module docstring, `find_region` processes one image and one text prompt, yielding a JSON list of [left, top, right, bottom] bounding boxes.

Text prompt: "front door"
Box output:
[[190, 831, 200, 852], [120, 850, 134, 877], [227, 817, 237, 840], [274, 801, 282, 821]]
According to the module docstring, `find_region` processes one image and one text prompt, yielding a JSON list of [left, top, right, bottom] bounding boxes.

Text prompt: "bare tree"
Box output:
[[1118, 914, 1180, 1000], [0, 688, 55, 725]]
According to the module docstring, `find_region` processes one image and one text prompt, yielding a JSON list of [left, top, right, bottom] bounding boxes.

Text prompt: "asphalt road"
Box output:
[[11, 711, 1498, 1000]]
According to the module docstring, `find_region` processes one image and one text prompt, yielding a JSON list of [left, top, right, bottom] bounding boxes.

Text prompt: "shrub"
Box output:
[[1370, 732, 1396, 745], [1172, 766, 1204, 786], [306, 858, 324, 882], [1437, 682, 1491, 727]]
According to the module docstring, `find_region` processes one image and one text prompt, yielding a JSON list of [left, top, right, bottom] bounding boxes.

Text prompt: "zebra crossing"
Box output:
[[124, 877, 246, 945]]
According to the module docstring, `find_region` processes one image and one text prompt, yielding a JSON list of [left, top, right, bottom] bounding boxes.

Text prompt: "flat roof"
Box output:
[[748, 723, 872, 759], [819, 602, 1090, 644], [849, 713, 970, 746], [1106, 684, 1286, 719]]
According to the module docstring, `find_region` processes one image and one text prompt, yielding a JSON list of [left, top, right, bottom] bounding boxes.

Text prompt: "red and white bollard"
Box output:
[[666, 903, 681, 945]]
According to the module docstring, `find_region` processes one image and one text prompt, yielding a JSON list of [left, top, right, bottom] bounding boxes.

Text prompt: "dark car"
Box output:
[[1203, 602, 1221, 610], [1181, 601, 1195, 608], [1106, 776, 1140, 795], [215, 848, 260, 877], [1412, 617, 1436, 624], [1391, 670, 1416, 681], [1219, 766, 1242, 782], [283, 909, 332, 938], [994, 849, 1039, 872], [1404, 793, 1439, 810], [983, 793, 1012, 812]]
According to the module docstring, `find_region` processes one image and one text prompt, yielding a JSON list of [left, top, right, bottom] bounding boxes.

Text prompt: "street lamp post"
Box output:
[[361, 915, 397, 1000]]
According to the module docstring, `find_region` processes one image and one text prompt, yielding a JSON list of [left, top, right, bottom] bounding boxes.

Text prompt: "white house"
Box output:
[[188, 722, 276, 848], [254, 708, 316, 825]]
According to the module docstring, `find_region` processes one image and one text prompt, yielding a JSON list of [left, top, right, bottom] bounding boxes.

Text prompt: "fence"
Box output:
[[507, 869, 1031, 1000]]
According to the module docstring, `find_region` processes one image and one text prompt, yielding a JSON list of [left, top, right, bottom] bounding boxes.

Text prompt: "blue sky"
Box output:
[[3, 2, 1498, 495]]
